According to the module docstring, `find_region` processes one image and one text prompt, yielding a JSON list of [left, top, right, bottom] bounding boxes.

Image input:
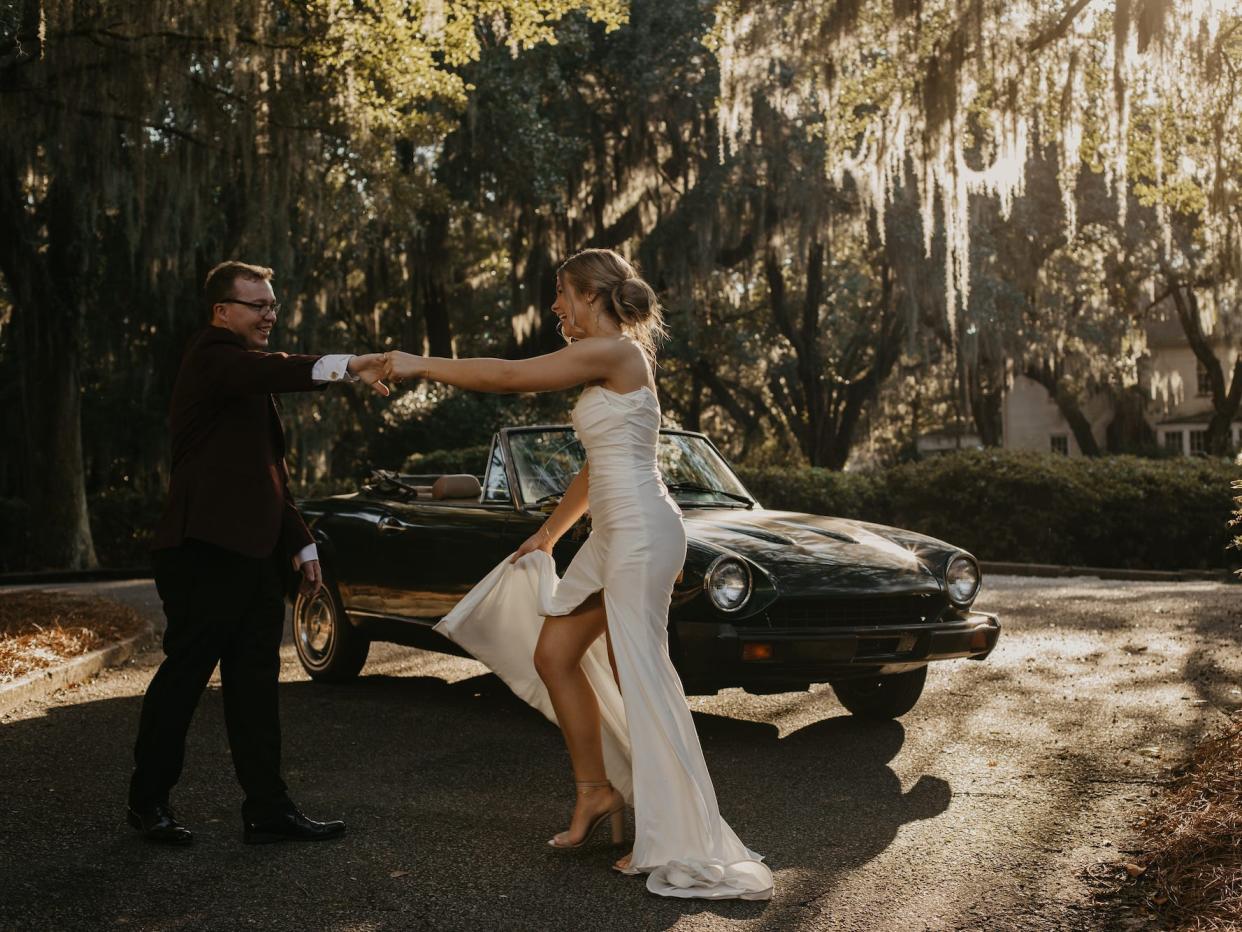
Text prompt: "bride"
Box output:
[[383, 248, 772, 900]]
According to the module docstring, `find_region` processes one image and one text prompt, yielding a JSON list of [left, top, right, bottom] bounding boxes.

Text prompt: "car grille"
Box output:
[[759, 593, 946, 629]]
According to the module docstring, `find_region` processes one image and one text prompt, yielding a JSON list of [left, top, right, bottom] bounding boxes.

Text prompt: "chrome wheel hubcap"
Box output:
[[298, 595, 334, 663]]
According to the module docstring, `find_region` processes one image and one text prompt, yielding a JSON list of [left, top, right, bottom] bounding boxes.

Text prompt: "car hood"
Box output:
[[682, 508, 955, 596]]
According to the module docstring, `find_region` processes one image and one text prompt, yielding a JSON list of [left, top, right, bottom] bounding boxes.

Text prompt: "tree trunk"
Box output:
[[1105, 386, 1156, 453], [410, 209, 454, 358], [1024, 363, 1102, 456], [968, 364, 1005, 446], [765, 243, 903, 469], [509, 212, 562, 357], [0, 163, 98, 568], [1169, 282, 1242, 456], [691, 356, 765, 449]]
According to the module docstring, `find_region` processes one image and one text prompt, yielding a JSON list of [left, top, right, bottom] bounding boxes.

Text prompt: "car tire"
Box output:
[[293, 577, 369, 682], [830, 666, 927, 719]]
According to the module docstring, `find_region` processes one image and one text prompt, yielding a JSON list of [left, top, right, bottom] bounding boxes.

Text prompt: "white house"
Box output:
[[1001, 315, 1241, 456]]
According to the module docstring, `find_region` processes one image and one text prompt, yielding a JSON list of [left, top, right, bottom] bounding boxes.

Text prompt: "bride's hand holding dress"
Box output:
[[510, 526, 555, 564]]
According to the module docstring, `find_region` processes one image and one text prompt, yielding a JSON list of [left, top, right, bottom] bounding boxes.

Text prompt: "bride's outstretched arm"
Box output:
[[510, 465, 590, 562], [385, 339, 619, 394]]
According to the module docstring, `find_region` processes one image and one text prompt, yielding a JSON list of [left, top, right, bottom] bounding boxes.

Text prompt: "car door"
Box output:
[[349, 497, 516, 620], [342, 438, 519, 620]]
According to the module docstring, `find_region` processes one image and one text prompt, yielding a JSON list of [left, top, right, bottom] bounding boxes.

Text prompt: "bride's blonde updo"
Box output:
[[557, 248, 667, 361]]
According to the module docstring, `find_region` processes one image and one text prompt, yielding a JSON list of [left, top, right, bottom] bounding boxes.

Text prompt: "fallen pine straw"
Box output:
[[1119, 711, 1242, 931], [0, 591, 146, 683]]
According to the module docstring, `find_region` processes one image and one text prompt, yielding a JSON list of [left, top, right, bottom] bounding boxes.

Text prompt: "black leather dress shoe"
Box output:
[[127, 804, 193, 846], [243, 806, 346, 845]]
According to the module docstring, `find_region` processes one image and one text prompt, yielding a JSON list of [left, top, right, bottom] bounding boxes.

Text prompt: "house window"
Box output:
[[1196, 360, 1212, 397], [1189, 430, 1208, 455], [1164, 430, 1184, 454], [1050, 434, 1069, 455]]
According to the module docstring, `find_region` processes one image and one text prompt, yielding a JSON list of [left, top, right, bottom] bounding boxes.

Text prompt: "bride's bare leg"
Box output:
[[534, 593, 621, 846]]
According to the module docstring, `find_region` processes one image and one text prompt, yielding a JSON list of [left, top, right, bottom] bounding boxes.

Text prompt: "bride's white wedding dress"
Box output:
[[436, 384, 773, 900]]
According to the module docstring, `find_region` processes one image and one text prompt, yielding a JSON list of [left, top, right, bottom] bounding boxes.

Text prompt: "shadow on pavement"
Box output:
[[0, 665, 951, 931]]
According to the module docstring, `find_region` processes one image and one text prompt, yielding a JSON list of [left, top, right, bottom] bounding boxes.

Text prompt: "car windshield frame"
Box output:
[[495, 426, 758, 511]]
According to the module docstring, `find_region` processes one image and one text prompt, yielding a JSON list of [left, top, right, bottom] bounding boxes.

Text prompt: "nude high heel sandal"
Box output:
[[548, 780, 625, 849]]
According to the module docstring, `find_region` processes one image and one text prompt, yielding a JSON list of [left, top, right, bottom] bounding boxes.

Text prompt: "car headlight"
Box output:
[[705, 556, 752, 613], [945, 554, 981, 606]]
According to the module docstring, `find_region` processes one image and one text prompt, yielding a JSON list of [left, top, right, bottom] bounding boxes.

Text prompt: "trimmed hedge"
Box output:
[[736, 451, 1241, 570], [4, 449, 1233, 573], [402, 445, 492, 476]]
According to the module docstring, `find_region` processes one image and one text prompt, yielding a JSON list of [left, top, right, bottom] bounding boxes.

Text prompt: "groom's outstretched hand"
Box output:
[[348, 354, 391, 396]]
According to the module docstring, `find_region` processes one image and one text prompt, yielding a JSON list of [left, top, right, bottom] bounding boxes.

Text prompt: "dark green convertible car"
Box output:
[[293, 425, 1000, 719]]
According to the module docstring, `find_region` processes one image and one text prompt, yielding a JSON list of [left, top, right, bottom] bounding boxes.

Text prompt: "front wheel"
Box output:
[[830, 666, 928, 720], [293, 579, 369, 682]]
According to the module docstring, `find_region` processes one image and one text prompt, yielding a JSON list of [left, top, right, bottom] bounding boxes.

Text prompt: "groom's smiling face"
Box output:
[[215, 278, 279, 350]]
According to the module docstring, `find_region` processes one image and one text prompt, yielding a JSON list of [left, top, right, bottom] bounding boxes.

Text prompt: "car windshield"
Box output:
[[505, 429, 755, 508]]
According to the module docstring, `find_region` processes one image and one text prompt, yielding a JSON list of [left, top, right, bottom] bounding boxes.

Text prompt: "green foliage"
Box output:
[[302, 0, 628, 147], [13, 450, 1232, 574], [0, 0, 630, 569], [4, 0, 1239, 569], [737, 451, 1241, 571], [402, 445, 493, 476], [732, 465, 887, 523], [371, 388, 575, 470]]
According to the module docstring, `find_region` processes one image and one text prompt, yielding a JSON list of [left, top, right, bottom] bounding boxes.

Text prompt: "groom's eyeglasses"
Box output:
[[225, 299, 281, 315]]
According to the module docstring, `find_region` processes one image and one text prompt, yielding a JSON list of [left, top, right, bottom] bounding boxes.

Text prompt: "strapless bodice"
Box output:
[[571, 385, 661, 461], [571, 386, 674, 528]]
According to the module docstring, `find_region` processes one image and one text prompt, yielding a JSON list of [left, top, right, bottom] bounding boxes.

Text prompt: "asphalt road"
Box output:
[[1, 575, 1239, 932]]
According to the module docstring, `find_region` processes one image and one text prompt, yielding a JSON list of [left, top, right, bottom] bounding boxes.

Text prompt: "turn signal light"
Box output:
[[741, 642, 774, 662], [970, 629, 990, 651]]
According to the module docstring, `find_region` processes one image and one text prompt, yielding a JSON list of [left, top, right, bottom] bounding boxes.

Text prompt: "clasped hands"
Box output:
[[346, 351, 425, 397]]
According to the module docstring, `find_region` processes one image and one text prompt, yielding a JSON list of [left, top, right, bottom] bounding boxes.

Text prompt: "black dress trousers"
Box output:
[[129, 539, 290, 817]]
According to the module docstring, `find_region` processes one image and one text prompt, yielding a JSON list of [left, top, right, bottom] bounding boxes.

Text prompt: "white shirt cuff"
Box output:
[[312, 354, 358, 383], [293, 543, 319, 570]]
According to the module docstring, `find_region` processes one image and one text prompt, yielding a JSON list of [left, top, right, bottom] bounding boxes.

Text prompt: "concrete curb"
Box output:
[[0, 568, 152, 586], [0, 626, 153, 718], [980, 560, 1236, 583]]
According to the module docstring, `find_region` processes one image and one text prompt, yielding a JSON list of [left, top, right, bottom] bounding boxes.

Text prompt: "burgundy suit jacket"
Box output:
[[152, 325, 323, 561]]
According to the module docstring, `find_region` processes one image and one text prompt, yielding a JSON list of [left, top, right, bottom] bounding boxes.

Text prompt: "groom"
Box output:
[[127, 260, 389, 846]]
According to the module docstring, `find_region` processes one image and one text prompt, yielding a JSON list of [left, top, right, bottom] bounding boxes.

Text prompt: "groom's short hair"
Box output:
[[204, 261, 274, 318]]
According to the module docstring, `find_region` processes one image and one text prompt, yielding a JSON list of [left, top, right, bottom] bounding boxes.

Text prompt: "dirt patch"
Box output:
[[0, 590, 146, 683], [1093, 711, 1242, 931]]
